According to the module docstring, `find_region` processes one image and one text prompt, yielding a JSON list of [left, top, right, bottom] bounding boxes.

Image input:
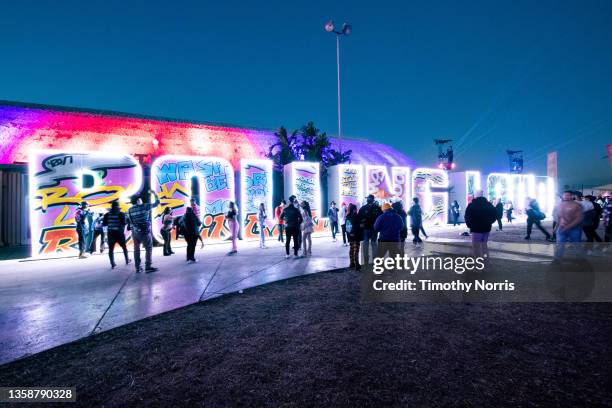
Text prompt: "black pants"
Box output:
[[77, 228, 86, 254], [452, 214, 459, 226], [420, 225, 428, 238], [605, 223, 612, 242], [411, 225, 422, 244], [185, 234, 197, 261], [583, 226, 602, 242], [349, 241, 360, 266], [107, 230, 129, 266], [285, 226, 300, 255], [496, 217, 503, 231], [377, 241, 400, 259], [277, 224, 284, 242], [161, 229, 173, 255], [507, 210, 513, 223], [90, 230, 105, 253], [526, 218, 550, 239], [341, 224, 347, 244]]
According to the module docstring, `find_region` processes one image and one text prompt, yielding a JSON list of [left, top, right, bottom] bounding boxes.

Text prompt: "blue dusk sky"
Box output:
[[0, 0, 610, 186]]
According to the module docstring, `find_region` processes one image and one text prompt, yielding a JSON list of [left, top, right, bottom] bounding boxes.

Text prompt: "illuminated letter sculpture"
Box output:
[[412, 168, 448, 226], [327, 164, 364, 207], [151, 155, 235, 242], [29, 150, 142, 257], [240, 159, 274, 240]]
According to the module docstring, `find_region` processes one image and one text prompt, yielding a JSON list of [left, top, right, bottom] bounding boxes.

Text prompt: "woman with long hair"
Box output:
[[226, 201, 239, 255], [345, 203, 362, 270], [182, 206, 201, 263], [300, 201, 314, 256], [258, 202, 268, 249], [161, 207, 174, 256]]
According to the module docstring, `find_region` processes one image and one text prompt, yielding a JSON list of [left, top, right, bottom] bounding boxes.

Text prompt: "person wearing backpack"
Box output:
[[281, 195, 303, 258], [183, 206, 201, 263], [103, 201, 131, 269], [525, 197, 553, 241], [465, 191, 498, 258], [345, 203, 362, 270], [358, 194, 383, 264]]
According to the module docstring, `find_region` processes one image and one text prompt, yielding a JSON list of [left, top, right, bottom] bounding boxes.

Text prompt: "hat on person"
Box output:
[[382, 203, 392, 211]]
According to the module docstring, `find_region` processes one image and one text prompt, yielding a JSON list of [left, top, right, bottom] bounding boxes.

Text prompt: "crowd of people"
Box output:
[[74, 187, 611, 273]]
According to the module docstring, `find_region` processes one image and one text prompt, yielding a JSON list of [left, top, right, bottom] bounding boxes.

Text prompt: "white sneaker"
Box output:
[[285, 254, 291, 259]]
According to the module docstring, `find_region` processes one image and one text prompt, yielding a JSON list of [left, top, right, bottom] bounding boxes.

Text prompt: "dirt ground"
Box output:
[[1, 258, 610, 407]]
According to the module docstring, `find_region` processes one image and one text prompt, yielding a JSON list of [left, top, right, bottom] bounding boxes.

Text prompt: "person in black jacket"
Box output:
[[464, 191, 497, 258], [281, 195, 303, 258], [103, 201, 130, 269], [392, 200, 408, 256], [495, 199, 504, 231], [358, 194, 383, 264], [345, 203, 362, 270], [182, 206, 202, 263]]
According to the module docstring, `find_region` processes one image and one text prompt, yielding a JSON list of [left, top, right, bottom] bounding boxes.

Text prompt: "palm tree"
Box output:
[[265, 126, 301, 171]]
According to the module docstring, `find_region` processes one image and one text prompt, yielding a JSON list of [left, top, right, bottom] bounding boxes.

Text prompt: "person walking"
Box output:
[[451, 200, 461, 226], [464, 190, 497, 258], [408, 197, 424, 246], [127, 190, 160, 273], [495, 199, 504, 231], [275, 200, 286, 242], [525, 197, 553, 241], [392, 200, 408, 256], [327, 201, 339, 242], [374, 202, 404, 258], [160, 207, 174, 256], [90, 212, 106, 254], [505, 201, 514, 223], [300, 201, 315, 256], [226, 201, 239, 255], [603, 196, 612, 243], [281, 195, 303, 258], [553, 190, 584, 259], [339, 202, 348, 246], [258, 202, 268, 249], [583, 195, 603, 243], [358, 195, 383, 264], [103, 201, 131, 269], [75, 201, 93, 259], [345, 203, 362, 270], [182, 206, 201, 263]]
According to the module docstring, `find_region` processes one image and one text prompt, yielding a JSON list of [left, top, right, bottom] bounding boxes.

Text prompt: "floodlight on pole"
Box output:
[[325, 20, 351, 151]]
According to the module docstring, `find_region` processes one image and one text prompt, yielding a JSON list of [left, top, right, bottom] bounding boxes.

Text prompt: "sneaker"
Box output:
[[111, 264, 117, 269], [524, 236, 531, 240], [135, 268, 143, 274], [126, 259, 132, 265], [78, 254, 87, 259], [285, 254, 291, 259], [145, 267, 158, 273]]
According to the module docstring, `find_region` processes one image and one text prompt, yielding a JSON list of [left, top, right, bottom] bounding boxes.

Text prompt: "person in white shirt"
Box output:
[[339, 202, 348, 246]]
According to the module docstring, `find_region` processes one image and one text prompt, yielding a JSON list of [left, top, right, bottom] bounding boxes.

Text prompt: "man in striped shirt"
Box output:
[[103, 201, 130, 269], [127, 190, 160, 273]]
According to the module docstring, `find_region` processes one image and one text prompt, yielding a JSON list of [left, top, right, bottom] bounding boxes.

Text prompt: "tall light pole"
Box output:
[[325, 20, 351, 151]]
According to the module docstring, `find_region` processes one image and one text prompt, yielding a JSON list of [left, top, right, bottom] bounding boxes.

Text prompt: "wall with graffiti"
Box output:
[[29, 150, 142, 257], [240, 159, 274, 239], [327, 164, 364, 207], [412, 168, 449, 226], [151, 155, 235, 242]]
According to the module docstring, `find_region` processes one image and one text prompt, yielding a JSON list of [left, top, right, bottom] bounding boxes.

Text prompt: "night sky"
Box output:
[[1, 0, 610, 187]]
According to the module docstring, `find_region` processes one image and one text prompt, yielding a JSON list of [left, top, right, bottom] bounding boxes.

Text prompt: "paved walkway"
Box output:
[[0, 224, 590, 365]]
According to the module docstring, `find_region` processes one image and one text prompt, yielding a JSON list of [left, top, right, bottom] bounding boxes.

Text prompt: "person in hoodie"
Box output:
[[374, 202, 405, 258], [281, 195, 303, 258], [391, 200, 408, 256], [358, 194, 383, 264], [494, 199, 504, 231], [345, 203, 362, 270], [464, 190, 497, 258], [408, 197, 424, 246], [182, 206, 201, 263]]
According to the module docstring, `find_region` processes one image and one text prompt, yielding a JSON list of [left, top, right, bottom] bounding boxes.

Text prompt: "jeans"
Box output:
[[341, 224, 347, 244], [285, 226, 300, 255], [185, 233, 197, 261], [471, 232, 490, 258], [107, 230, 129, 267], [555, 226, 582, 258], [362, 229, 378, 264], [132, 230, 153, 270], [228, 219, 238, 251], [90, 230, 105, 253], [277, 224, 284, 242], [526, 218, 551, 239], [259, 222, 266, 246], [411, 225, 422, 244], [161, 228, 172, 255], [331, 221, 339, 240], [77, 228, 86, 255]]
